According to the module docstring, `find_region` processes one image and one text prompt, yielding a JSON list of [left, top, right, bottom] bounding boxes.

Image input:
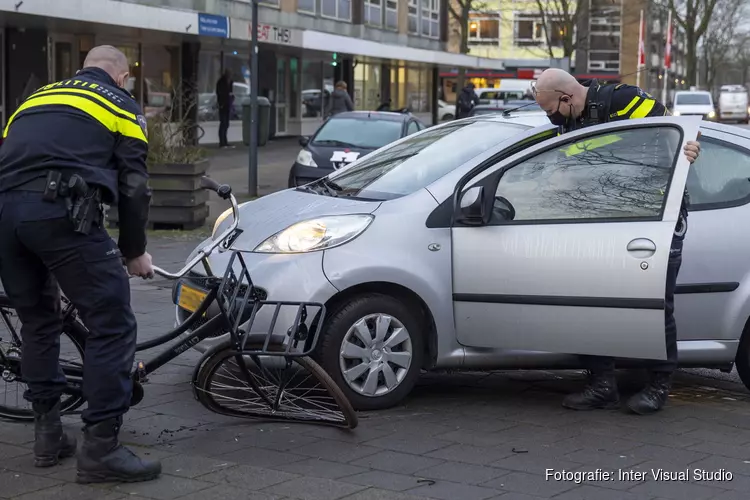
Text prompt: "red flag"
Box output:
[[638, 10, 646, 67], [664, 11, 673, 69]]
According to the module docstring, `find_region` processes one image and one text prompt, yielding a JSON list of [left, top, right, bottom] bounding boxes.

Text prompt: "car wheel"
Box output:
[[287, 169, 296, 189], [443, 114, 454, 121], [735, 327, 750, 391], [316, 293, 424, 411]]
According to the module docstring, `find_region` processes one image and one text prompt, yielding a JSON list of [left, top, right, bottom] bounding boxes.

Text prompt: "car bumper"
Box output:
[[288, 162, 335, 187], [173, 250, 338, 353]]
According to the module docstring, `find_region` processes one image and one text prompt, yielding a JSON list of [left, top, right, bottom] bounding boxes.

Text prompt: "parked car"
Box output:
[[287, 110, 427, 188], [672, 90, 716, 120], [177, 112, 750, 411], [718, 84, 749, 124], [469, 101, 542, 117], [438, 99, 456, 121]]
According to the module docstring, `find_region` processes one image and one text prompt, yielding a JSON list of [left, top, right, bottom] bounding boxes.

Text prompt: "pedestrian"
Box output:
[[216, 69, 234, 149], [327, 81, 354, 117], [0, 45, 161, 482], [455, 81, 479, 119], [533, 68, 701, 415]]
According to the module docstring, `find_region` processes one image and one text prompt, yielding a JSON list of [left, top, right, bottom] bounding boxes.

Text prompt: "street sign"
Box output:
[[198, 13, 229, 38]]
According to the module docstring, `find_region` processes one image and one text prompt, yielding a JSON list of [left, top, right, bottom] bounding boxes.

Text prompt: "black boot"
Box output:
[[562, 371, 620, 410], [626, 371, 672, 415], [32, 399, 77, 467], [76, 417, 161, 484]]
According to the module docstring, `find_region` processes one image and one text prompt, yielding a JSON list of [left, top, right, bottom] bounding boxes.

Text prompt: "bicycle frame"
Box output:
[[39, 177, 326, 408]]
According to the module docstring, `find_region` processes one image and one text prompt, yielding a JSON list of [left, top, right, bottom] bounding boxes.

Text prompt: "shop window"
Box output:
[[197, 51, 221, 122], [141, 45, 181, 121], [322, 0, 351, 20], [301, 59, 326, 118]]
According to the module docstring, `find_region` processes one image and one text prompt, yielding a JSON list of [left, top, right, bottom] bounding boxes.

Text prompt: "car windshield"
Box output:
[[319, 119, 531, 200], [312, 117, 403, 149], [676, 93, 711, 105]]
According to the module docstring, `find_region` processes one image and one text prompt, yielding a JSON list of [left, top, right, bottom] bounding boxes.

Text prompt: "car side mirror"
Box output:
[[493, 195, 516, 221], [456, 186, 490, 226], [299, 136, 310, 147]]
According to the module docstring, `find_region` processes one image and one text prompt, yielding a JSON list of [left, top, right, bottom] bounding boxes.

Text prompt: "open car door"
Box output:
[[451, 116, 701, 360]]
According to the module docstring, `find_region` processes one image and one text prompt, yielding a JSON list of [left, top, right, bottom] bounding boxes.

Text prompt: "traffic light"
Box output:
[[332, 52, 338, 67]]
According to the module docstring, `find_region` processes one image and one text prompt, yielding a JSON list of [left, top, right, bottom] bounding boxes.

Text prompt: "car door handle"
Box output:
[[627, 238, 656, 258]]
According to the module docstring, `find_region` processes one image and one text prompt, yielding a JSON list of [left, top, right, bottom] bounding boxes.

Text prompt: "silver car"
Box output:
[[175, 112, 750, 411]]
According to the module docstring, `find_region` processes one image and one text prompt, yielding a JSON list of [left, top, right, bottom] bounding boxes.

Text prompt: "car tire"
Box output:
[[316, 293, 425, 411], [735, 327, 750, 391], [442, 114, 454, 121], [287, 168, 296, 189]]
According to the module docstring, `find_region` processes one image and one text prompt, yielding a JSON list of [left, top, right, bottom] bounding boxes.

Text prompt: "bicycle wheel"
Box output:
[[193, 341, 358, 429], [0, 294, 87, 421]]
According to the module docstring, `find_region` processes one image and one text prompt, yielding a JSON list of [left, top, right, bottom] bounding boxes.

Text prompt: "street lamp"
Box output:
[[248, 0, 259, 197]]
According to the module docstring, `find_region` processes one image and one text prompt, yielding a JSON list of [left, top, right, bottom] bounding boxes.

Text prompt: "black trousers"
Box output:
[[0, 191, 137, 424], [218, 105, 231, 147], [582, 237, 683, 375]]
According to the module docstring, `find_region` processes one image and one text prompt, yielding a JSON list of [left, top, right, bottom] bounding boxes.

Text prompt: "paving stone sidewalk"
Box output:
[[2, 237, 750, 500]]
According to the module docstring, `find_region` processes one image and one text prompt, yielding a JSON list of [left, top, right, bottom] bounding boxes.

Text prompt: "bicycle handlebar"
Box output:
[[150, 176, 240, 280]]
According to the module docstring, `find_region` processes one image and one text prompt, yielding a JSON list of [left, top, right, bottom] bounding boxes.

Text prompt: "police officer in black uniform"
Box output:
[[0, 46, 161, 482], [532, 68, 701, 415]]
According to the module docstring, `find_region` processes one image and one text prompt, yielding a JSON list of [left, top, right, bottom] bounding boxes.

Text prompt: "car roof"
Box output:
[[331, 111, 411, 122], [675, 90, 711, 95]]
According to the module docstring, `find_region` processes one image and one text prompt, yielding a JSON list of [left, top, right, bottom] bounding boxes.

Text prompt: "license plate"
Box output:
[[177, 283, 208, 313]]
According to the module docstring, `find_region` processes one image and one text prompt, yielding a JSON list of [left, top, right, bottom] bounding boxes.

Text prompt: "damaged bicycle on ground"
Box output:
[[0, 176, 358, 429]]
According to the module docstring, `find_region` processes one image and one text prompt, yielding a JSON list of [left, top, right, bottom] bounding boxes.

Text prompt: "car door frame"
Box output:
[[444, 115, 703, 360]]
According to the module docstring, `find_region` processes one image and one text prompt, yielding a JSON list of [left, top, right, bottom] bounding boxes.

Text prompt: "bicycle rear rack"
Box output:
[[216, 251, 326, 357]]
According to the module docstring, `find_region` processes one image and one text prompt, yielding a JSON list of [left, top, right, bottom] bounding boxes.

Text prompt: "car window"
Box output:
[[327, 120, 532, 200], [492, 127, 682, 222], [312, 118, 403, 149], [675, 93, 712, 105], [407, 121, 419, 135], [686, 137, 750, 209]]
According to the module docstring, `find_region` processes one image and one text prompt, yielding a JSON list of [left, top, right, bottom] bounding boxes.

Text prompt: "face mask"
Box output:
[[548, 97, 573, 127], [547, 96, 571, 127]]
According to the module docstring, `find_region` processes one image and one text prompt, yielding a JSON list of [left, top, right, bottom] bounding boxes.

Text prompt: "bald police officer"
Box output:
[[533, 68, 700, 415], [0, 46, 161, 482]]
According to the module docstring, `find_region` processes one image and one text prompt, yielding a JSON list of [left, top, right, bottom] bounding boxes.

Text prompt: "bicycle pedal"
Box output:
[[136, 361, 149, 383]]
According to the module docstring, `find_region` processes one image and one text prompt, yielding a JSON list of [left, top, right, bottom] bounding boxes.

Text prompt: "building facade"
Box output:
[[444, 0, 688, 100], [620, 0, 689, 103], [0, 0, 505, 144]]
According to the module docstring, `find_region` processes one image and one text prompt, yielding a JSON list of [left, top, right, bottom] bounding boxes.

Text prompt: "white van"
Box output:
[[718, 85, 749, 123], [672, 90, 716, 121], [475, 79, 533, 105]]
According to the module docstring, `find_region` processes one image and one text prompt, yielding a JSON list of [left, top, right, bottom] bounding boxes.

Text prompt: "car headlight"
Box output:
[[708, 110, 716, 118], [296, 149, 317, 167], [254, 215, 374, 253]]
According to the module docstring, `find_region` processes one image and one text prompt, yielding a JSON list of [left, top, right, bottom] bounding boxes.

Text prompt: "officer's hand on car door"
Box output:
[[684, 133, 701, 164], [126, 252, 155, 279]]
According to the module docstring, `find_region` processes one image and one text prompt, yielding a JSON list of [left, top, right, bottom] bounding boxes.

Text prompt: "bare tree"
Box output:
[[700, 0, 749, 90], [533, 0, 583, 60], [531, 0, 641, 67], [667, 0, 748, 87], [448, 0, 486, 100]]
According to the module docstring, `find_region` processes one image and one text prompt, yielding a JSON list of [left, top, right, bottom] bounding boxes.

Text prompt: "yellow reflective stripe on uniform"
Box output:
[[562, 134, 622, 157], [612, 96, 641, 117], [31, 87, 138, 121], [3, 94, 147, 143], [630, 99, 656, 119]]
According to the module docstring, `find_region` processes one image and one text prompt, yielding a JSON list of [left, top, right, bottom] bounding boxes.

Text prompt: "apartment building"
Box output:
[[446, 0, 687, 98], [0, 0, 505, 144]]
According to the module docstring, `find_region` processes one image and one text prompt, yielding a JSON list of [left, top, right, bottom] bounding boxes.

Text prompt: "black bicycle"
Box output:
[[0, 177, 357, 429]]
